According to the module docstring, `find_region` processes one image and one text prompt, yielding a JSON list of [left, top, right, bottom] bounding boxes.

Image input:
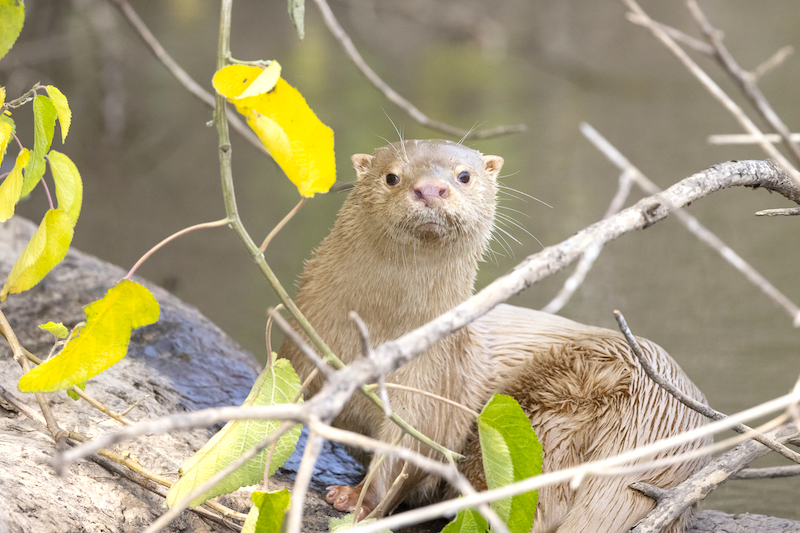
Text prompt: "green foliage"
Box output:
[[241, 489, 291, 533], [166, 359, 302, 509], [0, 0, 24, 61], [477, 394, 541, 533], [44, 85, 71, 143], [38, 321, 68, 339], [441, 508, 488, 533], [21, 94, 57, 196], [17, 279, 160, 392], [1, 208, 73, 301], [48, 150, 82, 225], [441, 394, 542, 533], [0, 147, 27, 222], [66, 381, 86, 401]]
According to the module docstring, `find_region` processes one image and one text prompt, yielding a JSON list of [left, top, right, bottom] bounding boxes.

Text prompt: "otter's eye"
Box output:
[[386, 173, 399, 186], [457, 171, 471, 184]]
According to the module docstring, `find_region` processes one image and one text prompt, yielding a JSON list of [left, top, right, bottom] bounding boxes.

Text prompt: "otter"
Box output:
[[277, 139, 709, 532]]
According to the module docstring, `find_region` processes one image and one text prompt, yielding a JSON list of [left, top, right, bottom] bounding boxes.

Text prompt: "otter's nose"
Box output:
[[412, 179, 450, 206]]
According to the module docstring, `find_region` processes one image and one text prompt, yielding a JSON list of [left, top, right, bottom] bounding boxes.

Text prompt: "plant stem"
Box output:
[[213, 0, 459, 462]]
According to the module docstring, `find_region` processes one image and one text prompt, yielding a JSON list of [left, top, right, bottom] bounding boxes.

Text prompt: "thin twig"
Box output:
[[126, 218, 230, 279], [0, 309, 68, 446], [581, 122, 800, 327], [755, 206, 800, 217], [365, 461, 409, 520], [269, 308, 333, 378], [623, 0, 800, 187], [264, 303, 284, 367], [629, 481, 667, 501], [350, 311, 391, 417], [542, 168, 634, 314], [730, 465, 800, 480], [311, 0, 525, 140], [625, 13, 714, 54], [708, 132, 800, 145], [259, 198, 305, 253], [686, 0, 800, 167], [365, 383, 480, 419], [286, 426, 324, 533], [753, 45, 794, 81], [614, 310, 800, 464], [105, 0, 267, 154]]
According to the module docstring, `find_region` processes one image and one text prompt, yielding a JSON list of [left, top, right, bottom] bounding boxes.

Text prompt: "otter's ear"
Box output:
[[482, 155, 504, 178], [351, 154, 373, 181]]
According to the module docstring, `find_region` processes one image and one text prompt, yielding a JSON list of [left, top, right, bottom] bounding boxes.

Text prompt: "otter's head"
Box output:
[[348, 140, 503, 255]]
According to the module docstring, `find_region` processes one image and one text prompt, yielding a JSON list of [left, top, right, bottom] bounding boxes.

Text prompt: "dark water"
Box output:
[[3, 0, 798, 520]]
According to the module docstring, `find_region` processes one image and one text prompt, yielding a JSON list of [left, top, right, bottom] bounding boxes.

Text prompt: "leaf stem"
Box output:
[[259, 197, 305, 253], [125, 218, 230, 280]]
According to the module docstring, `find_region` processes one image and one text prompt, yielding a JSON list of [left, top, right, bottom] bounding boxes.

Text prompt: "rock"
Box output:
[[1, 216, 798, 533]]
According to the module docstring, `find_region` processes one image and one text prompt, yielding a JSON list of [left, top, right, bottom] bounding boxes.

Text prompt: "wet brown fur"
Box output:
[[277, 140, 709, 531]]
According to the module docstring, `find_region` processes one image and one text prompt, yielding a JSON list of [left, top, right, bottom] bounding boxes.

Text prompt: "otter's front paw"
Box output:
[[325, 485, 371, 520]]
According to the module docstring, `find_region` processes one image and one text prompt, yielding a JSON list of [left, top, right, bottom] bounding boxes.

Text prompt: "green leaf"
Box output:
[[166, 359, 302, 509], [0, 0, 25, 61], [0, 147, 28, 222], [1, 207, 73, 301], [47, 150, 82, 225], [441, 508, 488, 533], [66, 381, 86, 401], [45, 85, 71, 143], [287, 0, 305, 40], [21, 94, 57, 197], [329, 514, 392, 533], [242, 489, 290, 533], [477, 394, 542, 533], [38, 321, 68, 339], [17, 279, 160, 392]]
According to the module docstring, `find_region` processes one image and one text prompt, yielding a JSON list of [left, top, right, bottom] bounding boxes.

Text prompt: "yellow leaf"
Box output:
[[0, 87, 5, 107], [0, 119, 11, 164], [244, 79, 335, 197], [47, 150, 82, 226], [18, 280, 159, 392], [45, 85, 72, 143], [1, 208, 72, 301], [0, 147, 28, 222], [39, 321, 69, 339], [212, 62, 281, 106]]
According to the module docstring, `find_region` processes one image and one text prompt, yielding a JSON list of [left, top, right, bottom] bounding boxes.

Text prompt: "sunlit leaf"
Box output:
[[287, 0, 305, 40], [1, 208, 72, 301], [21, 95, 57, 197], [17, 280, 160, 392], [212, 63, 281, 104], [0, 116, 11, 163], [245, 79, 335, 197], [441, 508, 488, 533], [478, 394, 541, 533], [213, 62, 335, 198], [48, 150, 82, 225], [45, 85, 71, 143], [0, 0, 25, 61], [38, 321, 68, 339], [0, 147, 28, 222], [329, 514, 392, 533], [167, 359, 302, 509], [241, 489, 290, 533], [66, 381, 86, 401]]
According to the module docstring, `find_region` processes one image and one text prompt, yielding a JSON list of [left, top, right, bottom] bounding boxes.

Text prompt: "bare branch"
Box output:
[[614, 310, 800, 464], [311, 0, 525, 140], [622, 0, 800, 187], [269, 308, 334, 379], [755, 206, 800, 217], [582, 122, 800, 327], [709, 132, 800, 145], [686, 0, 800, 167], [350, 311, 391, 417], [286, 427, 324, 533], [630, 423, 798, 533], [105, 0, 267, 154], [753, 45, 795, 81], [625, 13, 713, 54], [730, 465, 800, 480]]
